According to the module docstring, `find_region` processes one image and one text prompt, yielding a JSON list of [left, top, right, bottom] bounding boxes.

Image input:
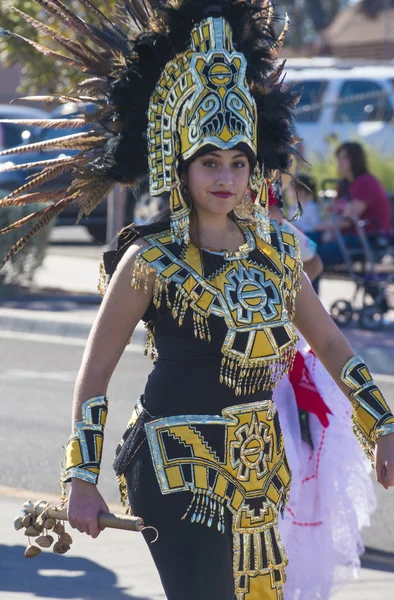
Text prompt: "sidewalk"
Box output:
[[0, 253, 147, 346], [1, 252, 394, 372]]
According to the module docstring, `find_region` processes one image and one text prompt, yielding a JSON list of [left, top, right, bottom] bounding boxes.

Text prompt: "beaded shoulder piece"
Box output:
[[130, 220, 301, 394]]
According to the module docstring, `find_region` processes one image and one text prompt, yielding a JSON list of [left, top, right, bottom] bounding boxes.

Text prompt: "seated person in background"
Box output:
[[335, 142, 392, 235], [312, 142, 392, 268], [286, 174, 321, 235]]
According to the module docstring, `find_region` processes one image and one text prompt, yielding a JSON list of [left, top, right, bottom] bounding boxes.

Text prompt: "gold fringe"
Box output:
[[285, 237, 302, 320], [131, 253, 298, 391], [97, 257, 107, 297], [116, 474, 132, 515], [182, 487, 226, 532], [351, 407, 375, 466], [131, 255, 157, 294], [144, 323, 158, 360], [220, 345, 297, 396]]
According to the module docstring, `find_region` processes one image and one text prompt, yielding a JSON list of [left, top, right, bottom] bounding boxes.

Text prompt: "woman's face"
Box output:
[[183, 149, 250, 217], [336, 149, 352, 179]]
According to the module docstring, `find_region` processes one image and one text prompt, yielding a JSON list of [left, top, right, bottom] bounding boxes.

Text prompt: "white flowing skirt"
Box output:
[[275, 337, 376, 600]]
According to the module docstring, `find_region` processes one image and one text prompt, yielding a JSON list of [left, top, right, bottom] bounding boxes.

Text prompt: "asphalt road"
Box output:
[[0, 334, 151, 505]]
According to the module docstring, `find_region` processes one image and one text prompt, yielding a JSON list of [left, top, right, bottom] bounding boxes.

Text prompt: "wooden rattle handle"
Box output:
[[23, 501, 144, 532]]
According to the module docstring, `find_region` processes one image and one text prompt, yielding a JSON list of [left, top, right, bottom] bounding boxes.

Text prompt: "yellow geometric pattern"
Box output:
[[62, 396, 108, 485], [341, 356, 394, 464], [145, 400, 291, 599]]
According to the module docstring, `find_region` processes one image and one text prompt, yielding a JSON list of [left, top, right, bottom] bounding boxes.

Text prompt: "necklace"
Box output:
[[198, 223, 255, 259]]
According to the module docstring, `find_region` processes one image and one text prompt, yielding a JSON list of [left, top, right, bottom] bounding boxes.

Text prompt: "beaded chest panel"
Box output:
[[131, 220, 302, 394]]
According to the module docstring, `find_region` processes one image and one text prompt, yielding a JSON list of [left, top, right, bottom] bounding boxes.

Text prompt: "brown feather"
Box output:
[[11, 95, 82, 105], [76, 0, 122, 31], [265, 0, 275, 25], [76, 179, 114, 221], [35, 0, 114, 51], [0, 189, 69, 208], [0, 200, 71, 268], [121, 0, 152, 29], [0, 163, 75, 203], [275, 13, 290, 53], [6, 30, 86, 70], [77, 39, 113, 72], [0, 132, 104, 157], [11, 7, 101, 68], [0, 118, 87, 129], [32, 0, 97, 42], [75, 77, 109, 92], [0, 198, 65, 236], [0, 156, 75, 173]]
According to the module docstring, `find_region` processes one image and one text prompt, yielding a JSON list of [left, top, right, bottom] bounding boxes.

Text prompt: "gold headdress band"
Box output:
[[148, 16, 269, 244]]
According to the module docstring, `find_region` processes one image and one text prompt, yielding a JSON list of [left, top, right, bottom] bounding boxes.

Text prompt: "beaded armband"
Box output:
[[341, 356, 394, 463], [62, 396, 108, 485]]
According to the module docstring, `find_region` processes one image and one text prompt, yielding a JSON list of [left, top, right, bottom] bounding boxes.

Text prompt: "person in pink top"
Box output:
[[336, 142, 392, 234]]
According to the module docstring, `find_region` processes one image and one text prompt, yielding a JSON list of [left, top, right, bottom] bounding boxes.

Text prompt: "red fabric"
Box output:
[[341, 172, 392, 234], [268, 182, 278, 207], [288, 351, 332, 428]]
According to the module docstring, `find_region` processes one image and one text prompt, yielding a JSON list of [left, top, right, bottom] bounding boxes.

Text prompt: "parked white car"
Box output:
[[284, 60, 394, 159]]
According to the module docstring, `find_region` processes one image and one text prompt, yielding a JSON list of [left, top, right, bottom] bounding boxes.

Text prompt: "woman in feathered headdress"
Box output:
[[1, 2, 394, 599]]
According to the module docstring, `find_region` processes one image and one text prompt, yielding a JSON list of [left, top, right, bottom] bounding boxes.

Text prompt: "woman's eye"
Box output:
[[202, 160, 217, 168], [233, 161, 247, 168]]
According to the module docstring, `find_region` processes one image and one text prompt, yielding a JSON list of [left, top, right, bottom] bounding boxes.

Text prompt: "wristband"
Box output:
[[62, 396, 108, 485], [341, 356, 394, 462]]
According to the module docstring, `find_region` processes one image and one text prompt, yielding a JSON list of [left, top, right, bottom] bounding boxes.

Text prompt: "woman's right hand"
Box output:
[[68, 478, 110, 538]]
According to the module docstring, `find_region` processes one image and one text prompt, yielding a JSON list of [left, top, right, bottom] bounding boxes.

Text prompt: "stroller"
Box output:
[[319, 178, 394, 331]]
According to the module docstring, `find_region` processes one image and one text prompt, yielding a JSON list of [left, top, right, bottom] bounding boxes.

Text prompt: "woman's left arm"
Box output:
[[292, 272, 394, 489]]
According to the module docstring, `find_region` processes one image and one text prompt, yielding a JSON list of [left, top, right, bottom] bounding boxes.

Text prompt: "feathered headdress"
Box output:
[[0, 0, 299, 265]]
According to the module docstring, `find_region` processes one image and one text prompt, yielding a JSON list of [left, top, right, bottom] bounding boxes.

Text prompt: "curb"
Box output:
[[0, 313, 94, 339], [0, 292, 102, 305], [0, 308, 147, 346]]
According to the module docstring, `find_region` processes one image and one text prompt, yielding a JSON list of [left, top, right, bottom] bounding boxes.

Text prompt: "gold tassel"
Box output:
[[144, 324, 157, 360], [116, 474, 131, 513], [170, 166, 190, 245], [249, 164, 270, 243]]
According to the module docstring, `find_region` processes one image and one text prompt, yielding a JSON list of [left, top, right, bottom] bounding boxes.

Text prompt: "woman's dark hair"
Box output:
[[335, 142, 368, 179], [294, 174, 318, 203]]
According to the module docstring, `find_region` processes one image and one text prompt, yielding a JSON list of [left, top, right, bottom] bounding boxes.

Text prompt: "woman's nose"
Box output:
[[216, 168, 234, 186]]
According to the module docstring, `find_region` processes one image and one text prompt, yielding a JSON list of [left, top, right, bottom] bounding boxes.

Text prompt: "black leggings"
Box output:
[[126, 441, 236, 600]]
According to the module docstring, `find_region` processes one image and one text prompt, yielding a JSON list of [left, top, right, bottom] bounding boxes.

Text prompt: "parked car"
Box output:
[[0, 103, 49, 200], [284, 61, 394, 159]]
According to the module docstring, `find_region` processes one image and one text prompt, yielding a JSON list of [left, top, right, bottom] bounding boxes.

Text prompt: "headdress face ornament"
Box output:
[[148, 16, 269, 244]]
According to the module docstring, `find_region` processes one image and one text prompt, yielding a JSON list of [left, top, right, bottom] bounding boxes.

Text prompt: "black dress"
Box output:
[[104, 219, 302, 600]]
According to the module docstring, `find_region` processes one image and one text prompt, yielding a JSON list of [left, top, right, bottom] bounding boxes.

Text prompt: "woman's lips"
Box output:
[[210, 191, 234, 198]]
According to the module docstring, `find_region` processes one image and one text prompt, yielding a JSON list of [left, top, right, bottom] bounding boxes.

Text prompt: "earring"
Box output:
[[234, 190, 254, 220], [170, 165, 190, 245], [250, 164, 270, 244]]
